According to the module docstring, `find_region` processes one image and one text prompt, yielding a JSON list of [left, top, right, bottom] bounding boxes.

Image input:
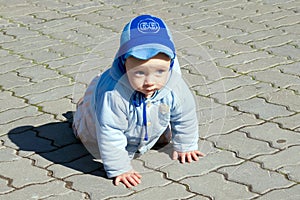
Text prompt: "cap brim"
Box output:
[[124, 44, 174, 60]]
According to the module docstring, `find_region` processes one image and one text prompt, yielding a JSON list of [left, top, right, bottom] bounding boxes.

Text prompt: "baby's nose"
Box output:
[[144, 75, 155, 85]]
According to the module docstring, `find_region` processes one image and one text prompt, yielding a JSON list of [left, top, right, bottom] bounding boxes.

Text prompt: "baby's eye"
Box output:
[[134, 71, 145, 76], [157, 70, 166, 74]]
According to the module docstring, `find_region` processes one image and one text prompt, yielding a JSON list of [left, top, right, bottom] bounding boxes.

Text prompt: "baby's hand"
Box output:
[[114, 170, 142, 188], [173, 150, 204, 164]]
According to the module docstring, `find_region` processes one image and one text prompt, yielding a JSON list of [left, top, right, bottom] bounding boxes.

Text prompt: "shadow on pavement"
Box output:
[[7, 111, 106, 178]]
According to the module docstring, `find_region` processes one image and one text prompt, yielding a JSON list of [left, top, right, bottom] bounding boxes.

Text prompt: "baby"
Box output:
[[73, 14, 204, 188]]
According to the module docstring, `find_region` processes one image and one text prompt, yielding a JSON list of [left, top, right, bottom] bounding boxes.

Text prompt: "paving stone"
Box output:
[[218, 161, 294, 194], [211, 82, 276, 104], [0, 147, 20, 162], [40, 143, 89, 164], [278, 164, 300, 182], [199, 112, 263, 138], [253, 146, 300, 170], [17, 65, 61, 82], [268, 44, 300, 61], [0, 71, 31, 90], [21, 48, 62, 63], [12, 77, 71, 97], [232, 56, 289, 74], [0, 113, 57, 137], [0, 180, 79, 200], [196, 74, 257, 97], [41, 190, 85, 200], [205, 38, 254, 55], [25, 84, 76, 104], [209, 131, 278, 159], [0, 158, 53, 188], [0, 106, 41, 125], [230, 97, 293, 120], [34, 122, 77, 147], [187, 195, 210, 200], [224, 18, 268, 33], [198, 104, 240, 125], [160, 150, 243, 181], [272, 113, 300, 130], [214, 50, 272, 67], [240, 123, 300, 149], [231, 29, 285, 44], [2, 129, 56, 153], [0, 59, 32, 74], [47, 154, 101, 179], [29, 154, 53, 168], [181, 172, 257, 200], [255, 184, 300, 200], [65, 174, 132, 199], [277, 62, 300, 75], [0, 178, 13, 194], [250, 69, 300, 89], [0, 91, 26, 112], [249, 34, 293, 50], [38, 98, 76, 120], [113, 183, 194, 200], [259, 89, 300, 112]]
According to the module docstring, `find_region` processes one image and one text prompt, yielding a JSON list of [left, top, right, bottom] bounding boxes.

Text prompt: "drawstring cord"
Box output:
[[143, 101, 148, 141], [132, 92, 149, 141]]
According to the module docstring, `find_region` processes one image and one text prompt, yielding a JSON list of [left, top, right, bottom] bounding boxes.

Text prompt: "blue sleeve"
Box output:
[[170, 79, 199, 152], [95, 91, 132, 178]]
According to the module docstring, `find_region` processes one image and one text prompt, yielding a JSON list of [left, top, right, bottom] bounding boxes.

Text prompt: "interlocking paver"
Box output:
[[12, 77, 71, 97], [65, 174, 132, 199], [218, 161, 294, 194], [0, 178, 13, 194], [208, 131, 278, 159], [0, 72, 31, 90], [0, 180, 83, 200], [253, 145, 300, 170], [230, 97, 293, 120], [0, 106, 40, 125], [255, 184, 300, 200], [232, 56, 290, 74], [38, 98, 75, 120], [278, 165, 300, 182], [199, 111, 263, 138], [0, 146, 19, 162], [0, 158, 53, 188], [160, 150, 243, 181], [181, 172, 258, 200], [249, 68, 300, 89], [259, 89, 300, 112], [211, 82, 276, 104], [240, 122, 300, 149], [1, 0, 299, 199], [272, 113, 300, 130], [0, 91, 26, 112]]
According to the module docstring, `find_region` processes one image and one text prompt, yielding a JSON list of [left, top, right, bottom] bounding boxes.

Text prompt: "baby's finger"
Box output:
[[180, 153, 186, 164], [187, 152, 194, 163], [122, 177, 133, 188], [114, 177, 121, 186], [195, 150, 205, 157], [126, 176, 139, 187], [172, 151, 178, 160], [191, 152, 199, 161]]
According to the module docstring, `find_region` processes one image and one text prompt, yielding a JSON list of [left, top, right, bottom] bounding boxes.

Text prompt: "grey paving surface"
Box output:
[[0, 0, 299, 199]]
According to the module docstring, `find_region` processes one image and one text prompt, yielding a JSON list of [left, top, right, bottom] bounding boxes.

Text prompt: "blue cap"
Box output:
[[116, 15, 176, 60]]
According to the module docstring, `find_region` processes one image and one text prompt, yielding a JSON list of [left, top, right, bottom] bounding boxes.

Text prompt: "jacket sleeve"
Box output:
[[94, 91, 132, 178], [170, 78, 199, 152]]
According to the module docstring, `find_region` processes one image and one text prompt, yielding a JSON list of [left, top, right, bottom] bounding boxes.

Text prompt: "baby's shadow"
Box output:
[[6, 111, 106, 178]]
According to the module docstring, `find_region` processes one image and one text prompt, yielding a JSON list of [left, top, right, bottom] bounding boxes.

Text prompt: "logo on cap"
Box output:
[[138, 18, 160, 33]]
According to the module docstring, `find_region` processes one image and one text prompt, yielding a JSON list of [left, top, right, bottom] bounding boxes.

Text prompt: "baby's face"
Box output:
[[125, 53, 171, 98]]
